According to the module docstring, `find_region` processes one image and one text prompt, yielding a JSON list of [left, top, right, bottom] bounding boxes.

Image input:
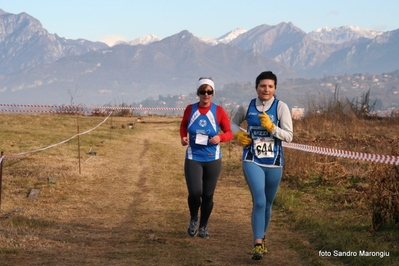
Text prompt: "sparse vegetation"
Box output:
[[281, 112, 399, 265], [0, 107, 398, 265], [347, 88, 377, 118]]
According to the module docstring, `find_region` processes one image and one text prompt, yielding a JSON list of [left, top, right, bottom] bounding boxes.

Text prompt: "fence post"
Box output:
[[0, 151, 3, 211], [110, 113, 113, 141], [77, 125, 81, 174]]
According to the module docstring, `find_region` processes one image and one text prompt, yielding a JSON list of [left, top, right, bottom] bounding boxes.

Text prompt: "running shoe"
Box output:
[[187, 218, 198, 237], [262, 238, 268, 254], [198, 226, 210, 239], [252, 244, 263, 260]]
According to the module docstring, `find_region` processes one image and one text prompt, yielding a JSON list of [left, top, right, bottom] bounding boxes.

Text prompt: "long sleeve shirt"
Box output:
[[230, 97, 293, 143], [180, 103, 233, 142]]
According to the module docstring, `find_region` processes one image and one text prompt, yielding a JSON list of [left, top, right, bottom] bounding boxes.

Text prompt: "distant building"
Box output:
[[292, 107, 305, 120]]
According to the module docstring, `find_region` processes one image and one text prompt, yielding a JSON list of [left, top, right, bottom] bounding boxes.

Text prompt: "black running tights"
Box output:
[[184, 158, 222, 228]]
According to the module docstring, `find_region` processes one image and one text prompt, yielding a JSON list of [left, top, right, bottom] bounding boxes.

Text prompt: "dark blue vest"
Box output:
[[243, 98, 284, 166]]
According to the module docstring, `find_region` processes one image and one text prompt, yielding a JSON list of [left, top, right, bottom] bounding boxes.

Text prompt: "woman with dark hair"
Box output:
[[180, 77, 233, 239], [231, 71, 293, 260]]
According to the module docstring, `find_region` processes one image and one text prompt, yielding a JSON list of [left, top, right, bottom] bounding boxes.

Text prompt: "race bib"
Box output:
[[253, 137, 274, 158], [195, 134, 208, 145]]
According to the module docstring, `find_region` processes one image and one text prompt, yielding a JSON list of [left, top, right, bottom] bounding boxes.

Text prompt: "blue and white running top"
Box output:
[[243, 98, 284, 166], [186, 103, 221, 162]]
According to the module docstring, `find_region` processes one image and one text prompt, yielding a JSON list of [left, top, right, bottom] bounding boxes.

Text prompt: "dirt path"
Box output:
[[3, 118, 321, 266]]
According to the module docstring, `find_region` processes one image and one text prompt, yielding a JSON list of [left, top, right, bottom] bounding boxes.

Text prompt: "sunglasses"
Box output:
[[199, 90, 214, 95]]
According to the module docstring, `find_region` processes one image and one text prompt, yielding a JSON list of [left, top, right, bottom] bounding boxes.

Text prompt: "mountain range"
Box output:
[[0, 8, 398, 107]]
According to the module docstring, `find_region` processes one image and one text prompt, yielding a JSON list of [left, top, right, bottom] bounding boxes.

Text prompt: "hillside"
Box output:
[[1, 9, 399, 107]]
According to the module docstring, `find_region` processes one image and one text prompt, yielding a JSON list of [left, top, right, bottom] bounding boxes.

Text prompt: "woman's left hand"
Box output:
[[209, 135, 220, 144]]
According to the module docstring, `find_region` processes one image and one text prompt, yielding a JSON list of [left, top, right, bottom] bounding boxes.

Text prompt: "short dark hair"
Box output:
[[255, 71, 277, 89]]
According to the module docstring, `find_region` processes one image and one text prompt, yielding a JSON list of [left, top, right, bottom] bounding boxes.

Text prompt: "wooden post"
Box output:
[[76, 112, 81, 174], [110, 113, 113, 141], [0, 151, 4, 211], [77, 125, 81, 174]]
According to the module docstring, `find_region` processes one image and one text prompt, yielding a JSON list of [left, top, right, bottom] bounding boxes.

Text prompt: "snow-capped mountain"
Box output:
[[113, 25, 380, 47], [1, 8, 399, 108], [113, 34, 161, 46], [199, 28, 247, 45], [128, 34, 161, 45], [216, 28, 247, 43], [198, 36, 219, 45], [308, 25, 383, 44]]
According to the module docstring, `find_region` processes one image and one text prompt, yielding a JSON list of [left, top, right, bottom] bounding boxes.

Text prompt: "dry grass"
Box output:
[[0, 113, 398, 265], [0, 114, 308, 266]]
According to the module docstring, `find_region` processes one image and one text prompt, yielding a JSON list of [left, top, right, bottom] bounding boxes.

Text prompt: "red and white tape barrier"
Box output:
[[0, 103, 185, 112], [282, 142, 399, 166], [1, 111, 113, 159], [238, 127, 399, 166], [1, 104, 398, 165], [0, 109, 101, 114]]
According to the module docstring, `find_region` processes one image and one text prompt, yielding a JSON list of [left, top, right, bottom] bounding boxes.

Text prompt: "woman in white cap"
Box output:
[[231, 71, 293, 260], [180, 77, 233, 239]]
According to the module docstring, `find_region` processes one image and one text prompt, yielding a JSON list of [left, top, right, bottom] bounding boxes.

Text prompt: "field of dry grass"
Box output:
[[0, 113, 398, 265]]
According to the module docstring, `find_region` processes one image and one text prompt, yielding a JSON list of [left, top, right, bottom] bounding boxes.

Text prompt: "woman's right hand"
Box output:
[[234, 131, 252, 146], [181, 137, 189, 146]]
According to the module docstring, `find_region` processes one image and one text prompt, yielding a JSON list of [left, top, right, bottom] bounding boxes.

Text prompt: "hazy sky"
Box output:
[[2, 0, 399, 46]]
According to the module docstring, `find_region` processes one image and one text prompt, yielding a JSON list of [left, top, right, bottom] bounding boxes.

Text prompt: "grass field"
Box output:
[[0, 112, 398, 266]]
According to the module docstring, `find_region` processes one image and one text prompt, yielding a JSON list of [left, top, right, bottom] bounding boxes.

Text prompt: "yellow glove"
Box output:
[[234, 131, 252, 146], [258, 111, 275, 132]]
